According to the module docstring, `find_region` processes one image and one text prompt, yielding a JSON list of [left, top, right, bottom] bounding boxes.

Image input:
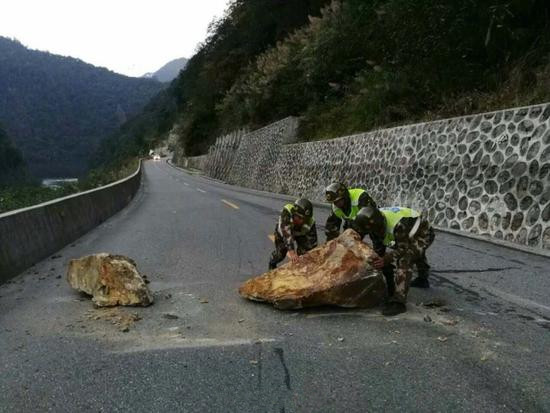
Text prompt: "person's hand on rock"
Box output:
[[287, 250, 299, 263], [371, 256, 386, 269]]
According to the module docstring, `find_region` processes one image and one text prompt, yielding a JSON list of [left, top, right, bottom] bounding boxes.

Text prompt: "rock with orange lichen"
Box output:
[[239, 229, 386, 309], [67, 253, 153, 307]]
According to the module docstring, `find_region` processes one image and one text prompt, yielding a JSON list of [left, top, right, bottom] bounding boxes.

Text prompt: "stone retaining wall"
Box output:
[[182, 154, 209, 171], [181, 104, 550, 250], [203, 129, 246, 180], [0, 162, 142, 283]]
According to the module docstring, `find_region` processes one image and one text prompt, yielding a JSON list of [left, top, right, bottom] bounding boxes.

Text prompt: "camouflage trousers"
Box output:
[[385, 222, 435, 304], [269, 224, 317, 268]]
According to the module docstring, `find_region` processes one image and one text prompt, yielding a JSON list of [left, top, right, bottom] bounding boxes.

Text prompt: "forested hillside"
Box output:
[[0, 37, 164, 178], [94, 0, 550, 167], [0, 124, 28, 186], [92, 0, 330, 166]]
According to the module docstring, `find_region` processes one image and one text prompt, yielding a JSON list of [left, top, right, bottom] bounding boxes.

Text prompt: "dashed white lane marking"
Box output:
[[183, 182, 189, 186], [221, 199, 239, 210], [196, 188, 206, 193]]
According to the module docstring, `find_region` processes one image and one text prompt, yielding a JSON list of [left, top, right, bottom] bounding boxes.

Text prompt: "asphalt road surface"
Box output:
[[1, 160, 549, 412]]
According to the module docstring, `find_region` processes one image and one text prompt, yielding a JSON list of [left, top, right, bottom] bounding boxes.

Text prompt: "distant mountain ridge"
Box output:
[[0, 37, 165, 178], [143, 57, 188, 82]]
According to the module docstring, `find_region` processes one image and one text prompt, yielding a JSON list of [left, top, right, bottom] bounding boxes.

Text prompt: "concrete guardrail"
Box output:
[[0, 161, 142, 283]]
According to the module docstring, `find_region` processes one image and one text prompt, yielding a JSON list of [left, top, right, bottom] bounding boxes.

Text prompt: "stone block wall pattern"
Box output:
[[204, 129, 246, 180], [181, 104, 550, 250], [224, 118, 299, 190], [0, 162, 142, 283], [183, 154, 209, 171]]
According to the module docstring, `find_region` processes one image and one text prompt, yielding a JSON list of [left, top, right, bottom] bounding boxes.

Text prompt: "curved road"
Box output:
[[1, 160, 549, 412]]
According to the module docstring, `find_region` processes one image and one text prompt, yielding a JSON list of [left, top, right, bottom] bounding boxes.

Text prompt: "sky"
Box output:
[[0, 0, 230, 77]]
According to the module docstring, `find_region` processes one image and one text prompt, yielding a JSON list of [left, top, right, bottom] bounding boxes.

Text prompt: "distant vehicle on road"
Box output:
[[153, 154, 161, 161]]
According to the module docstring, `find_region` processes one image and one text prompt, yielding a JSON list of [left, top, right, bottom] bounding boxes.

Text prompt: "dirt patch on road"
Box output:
[[84, 307, 142, 332]]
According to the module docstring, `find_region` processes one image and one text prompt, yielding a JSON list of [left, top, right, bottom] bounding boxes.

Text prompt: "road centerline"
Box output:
[[221, 199, 240, 210]]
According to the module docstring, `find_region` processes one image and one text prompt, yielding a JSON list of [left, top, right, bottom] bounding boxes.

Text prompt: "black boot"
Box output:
[[268, 261, 277, 270], [382, 302, 407, 316], [383, 267, 396, 297], [410, 277, 430, 288]]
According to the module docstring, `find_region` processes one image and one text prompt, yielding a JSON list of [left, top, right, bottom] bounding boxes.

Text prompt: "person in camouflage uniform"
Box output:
[[324, 182, 377, 241], [353, 206, 435, 316], [269, 198, 318, 270]]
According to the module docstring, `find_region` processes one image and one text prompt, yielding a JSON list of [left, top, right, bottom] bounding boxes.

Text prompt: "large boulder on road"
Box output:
[[67, 253, 153, 307], [239, 229, 386, 309]]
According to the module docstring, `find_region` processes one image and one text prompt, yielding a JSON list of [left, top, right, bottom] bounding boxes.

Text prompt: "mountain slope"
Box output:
[[144, 57, 188, 82], [0, 37, 165, 178], [92, 0, 331, 166], [0, 124, 28, 186], [94, 0, 550, 172]]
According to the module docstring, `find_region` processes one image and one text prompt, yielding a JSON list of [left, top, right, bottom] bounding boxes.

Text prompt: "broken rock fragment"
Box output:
[[239, 229, 386, 309], [67, 253, 153, 307]]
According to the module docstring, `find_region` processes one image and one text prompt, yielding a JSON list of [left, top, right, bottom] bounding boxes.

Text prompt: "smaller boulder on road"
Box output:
[[67, 253, 153, 307]]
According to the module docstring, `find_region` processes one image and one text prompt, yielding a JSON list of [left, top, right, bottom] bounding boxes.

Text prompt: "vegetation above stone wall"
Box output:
[[220, 0, 550, 143]]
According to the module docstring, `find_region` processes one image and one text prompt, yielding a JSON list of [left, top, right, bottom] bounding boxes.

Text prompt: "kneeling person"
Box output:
[[269, 198, 318, 270], [353, 206, 435, 316]]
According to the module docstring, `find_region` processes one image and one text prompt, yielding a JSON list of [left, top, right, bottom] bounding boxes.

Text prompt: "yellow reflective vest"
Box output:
[[380, 207, 420, 246], [331, 189, 366, 221]]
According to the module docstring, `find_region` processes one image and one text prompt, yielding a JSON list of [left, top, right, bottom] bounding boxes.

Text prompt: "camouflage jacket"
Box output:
[[277, 207, 317, 251], [375, 218, 435, 266]]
